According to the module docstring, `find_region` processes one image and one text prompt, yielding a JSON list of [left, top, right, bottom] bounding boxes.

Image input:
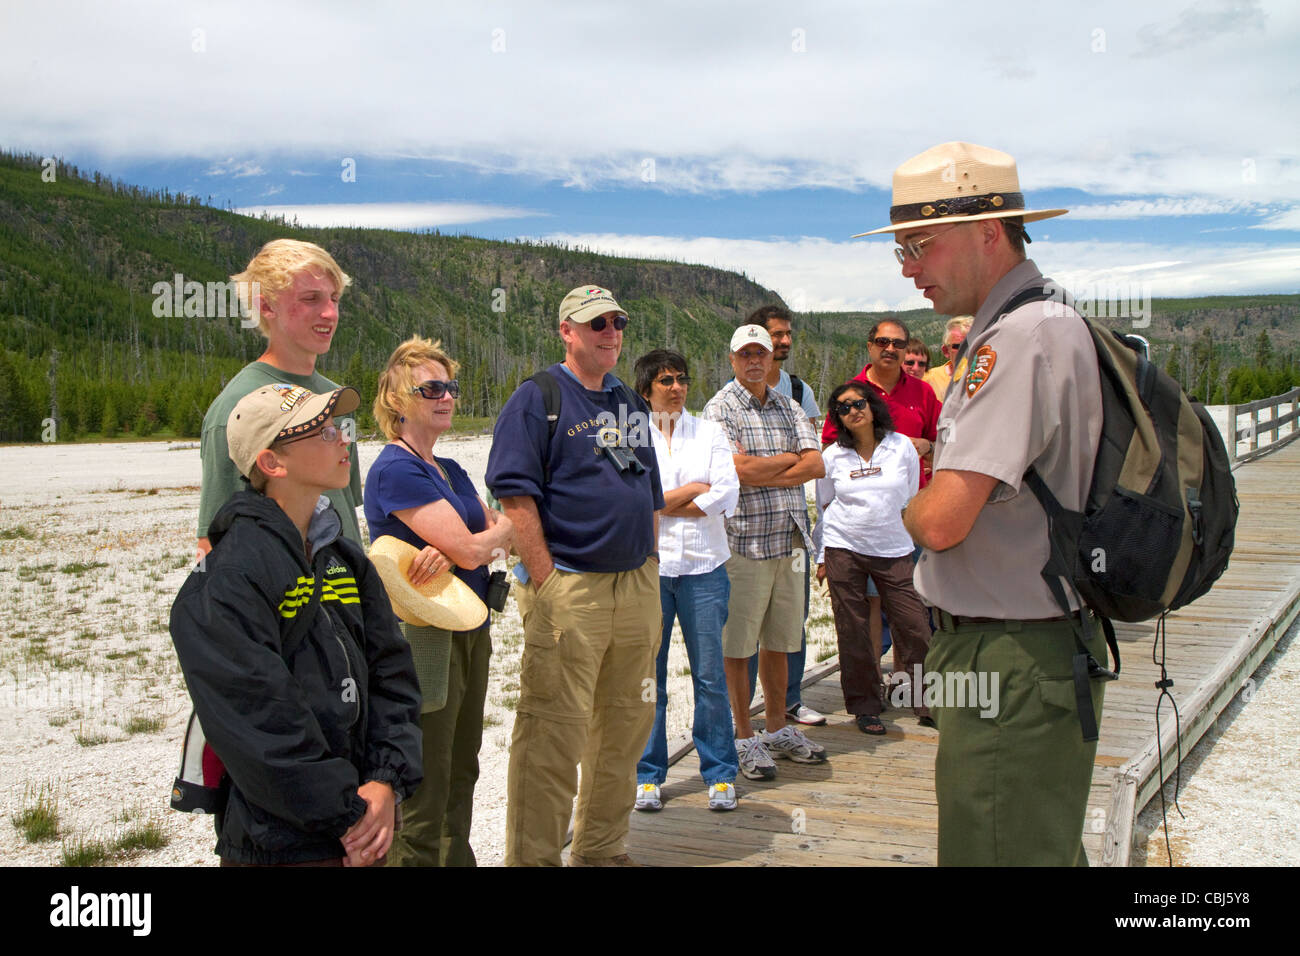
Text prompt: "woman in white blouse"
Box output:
[[814, 383, 933, 735], [632, 349, 742, 812]]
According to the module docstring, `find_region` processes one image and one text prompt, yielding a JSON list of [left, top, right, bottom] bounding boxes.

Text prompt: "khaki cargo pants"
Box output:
[[505, 560, 661, 866]]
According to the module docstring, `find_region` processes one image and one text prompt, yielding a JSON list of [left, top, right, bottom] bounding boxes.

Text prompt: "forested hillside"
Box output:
[[0, 149, 1295, 443]]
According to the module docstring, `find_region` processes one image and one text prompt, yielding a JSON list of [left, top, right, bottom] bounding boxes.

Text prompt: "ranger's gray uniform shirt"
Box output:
[[914, 259, 1102, 619]]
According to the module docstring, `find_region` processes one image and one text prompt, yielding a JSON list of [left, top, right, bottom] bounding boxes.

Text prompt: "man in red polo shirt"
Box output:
[[821, 319, 941, 485]]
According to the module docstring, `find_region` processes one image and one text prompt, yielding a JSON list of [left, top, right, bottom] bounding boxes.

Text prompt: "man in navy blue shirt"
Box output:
[[487, 284, 664, 867]]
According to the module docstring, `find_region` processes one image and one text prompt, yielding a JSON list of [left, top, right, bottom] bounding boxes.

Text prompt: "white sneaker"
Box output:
[[735, 735, 777, 781], [764, 725, 828, 764], [634, 782, 662, 812], [708, 781, 738, 811], [786, 703, 828, 726]]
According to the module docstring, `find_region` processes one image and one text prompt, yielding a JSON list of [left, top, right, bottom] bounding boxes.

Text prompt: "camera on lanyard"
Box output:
[[596, 425, 645, 475]]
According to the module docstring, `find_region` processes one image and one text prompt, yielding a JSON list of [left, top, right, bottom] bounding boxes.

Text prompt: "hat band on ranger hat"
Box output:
[[890, 191, 1026, 225]]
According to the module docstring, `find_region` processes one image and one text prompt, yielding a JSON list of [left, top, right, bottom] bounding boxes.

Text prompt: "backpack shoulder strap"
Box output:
[[527, 370, 562, 484], [527, 370, 562, 442], [789, 373, 805, 404]]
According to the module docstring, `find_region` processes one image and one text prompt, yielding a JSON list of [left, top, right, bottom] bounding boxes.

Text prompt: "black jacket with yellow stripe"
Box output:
[[169, 490, 422, 864]]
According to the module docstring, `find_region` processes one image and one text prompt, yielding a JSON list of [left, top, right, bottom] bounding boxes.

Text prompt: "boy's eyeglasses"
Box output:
[[834, 398, 869, 414], [655, 374, 690, 387], [280, 424, 343, 446], [411, 380, 461, 400], [902, 359, 927, 368], [588, 314, 629, 332]]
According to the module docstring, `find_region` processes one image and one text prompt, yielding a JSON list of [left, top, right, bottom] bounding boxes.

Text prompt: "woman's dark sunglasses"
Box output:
[[588, 314, 629, 332], [656, 374, 690, 387], [411, 379, 460, 400], [834, 397, 869, 414]]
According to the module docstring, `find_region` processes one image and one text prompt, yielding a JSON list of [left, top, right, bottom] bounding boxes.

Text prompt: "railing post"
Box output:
[[1251, 407, 1260, 452], [1226, 403, 1238, 463]]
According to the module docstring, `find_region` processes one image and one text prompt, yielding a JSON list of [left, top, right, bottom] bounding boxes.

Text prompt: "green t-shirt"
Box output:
[[197, 362, 364, 545]]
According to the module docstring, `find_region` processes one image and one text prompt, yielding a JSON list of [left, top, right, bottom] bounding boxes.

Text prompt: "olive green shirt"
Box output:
[[197, 361, 363, 545]]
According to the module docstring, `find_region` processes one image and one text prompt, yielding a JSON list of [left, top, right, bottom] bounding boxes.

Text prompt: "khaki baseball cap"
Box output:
[[559, 285, 627, 324], [730, 324, 773, 353], [226, 384, 360, 480]]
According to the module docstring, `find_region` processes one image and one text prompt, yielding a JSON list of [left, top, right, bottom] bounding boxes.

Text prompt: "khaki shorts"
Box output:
[[721, 551, 804, 658]]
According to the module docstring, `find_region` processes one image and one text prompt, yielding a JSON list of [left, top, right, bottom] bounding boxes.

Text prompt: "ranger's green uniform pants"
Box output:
[[926, 615, 1107, 866]]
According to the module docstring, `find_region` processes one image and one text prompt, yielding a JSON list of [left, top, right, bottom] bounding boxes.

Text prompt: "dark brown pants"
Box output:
[[824, 548, 931, 718]]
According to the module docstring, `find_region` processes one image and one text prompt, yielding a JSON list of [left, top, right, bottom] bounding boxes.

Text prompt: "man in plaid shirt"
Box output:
[[703, 324, 829, 781]]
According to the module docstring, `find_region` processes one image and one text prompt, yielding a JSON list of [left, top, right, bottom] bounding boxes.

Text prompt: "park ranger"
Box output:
[[860, 141, 1107, 866]]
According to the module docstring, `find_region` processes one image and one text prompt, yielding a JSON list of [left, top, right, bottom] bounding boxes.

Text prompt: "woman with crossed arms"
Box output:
[[632, 349, 742, 812]]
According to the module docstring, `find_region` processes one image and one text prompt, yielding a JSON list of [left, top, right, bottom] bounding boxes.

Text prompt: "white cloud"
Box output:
[[1253, 207, 1300, 230], [205, 158, 265, 178], [2, 2, 1296, 201], [234, 201, 543, 230], [539, 232, 1300, 311], [1135, 0, 1268, 56], [1069, 198, 1262, 219]]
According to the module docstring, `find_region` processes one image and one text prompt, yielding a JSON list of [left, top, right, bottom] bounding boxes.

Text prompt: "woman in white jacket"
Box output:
[[814, 383, 933, 735]]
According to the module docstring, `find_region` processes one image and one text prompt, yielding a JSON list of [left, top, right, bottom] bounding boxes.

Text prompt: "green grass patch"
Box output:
[[482, 713, 502, 728], [60, 835, 111, 867], [60, 561, 109, 574], [74, 725, 114, 747], [47, 710, 77, 728], [816, 648, 838, 663], [10, 783, 59, 842], [0, 525, 35, 541], [496, 693, 519, 711], [113, 821, 168, 853], [123, 714, 165, 735]]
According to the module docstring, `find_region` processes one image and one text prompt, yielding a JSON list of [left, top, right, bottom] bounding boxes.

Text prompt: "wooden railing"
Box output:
[[1225, 387, 1300, 465]]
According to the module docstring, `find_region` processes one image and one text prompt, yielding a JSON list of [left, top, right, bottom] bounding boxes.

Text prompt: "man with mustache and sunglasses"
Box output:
[[820, 318, 941, 486], [487, 284, 664, 867]]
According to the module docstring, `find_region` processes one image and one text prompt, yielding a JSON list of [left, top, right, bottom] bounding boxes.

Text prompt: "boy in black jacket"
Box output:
[[170, 383, 422, 866]]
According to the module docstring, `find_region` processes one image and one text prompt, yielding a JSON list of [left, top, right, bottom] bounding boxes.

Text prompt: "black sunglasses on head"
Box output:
[[411, 379, 460, 400]]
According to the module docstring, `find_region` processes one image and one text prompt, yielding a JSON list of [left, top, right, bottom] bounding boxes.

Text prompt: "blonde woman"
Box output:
[[363, 336, 513, 866]]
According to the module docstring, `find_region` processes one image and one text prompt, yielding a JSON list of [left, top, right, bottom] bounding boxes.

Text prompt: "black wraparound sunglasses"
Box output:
[[411, 379, 461, 400]]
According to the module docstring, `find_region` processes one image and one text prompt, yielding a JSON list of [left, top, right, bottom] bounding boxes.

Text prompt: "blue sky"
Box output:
[[2, 0, 1297, 311]]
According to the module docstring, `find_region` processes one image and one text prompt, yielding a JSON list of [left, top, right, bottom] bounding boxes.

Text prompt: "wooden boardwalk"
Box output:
[[620, 441, 1300, 866]]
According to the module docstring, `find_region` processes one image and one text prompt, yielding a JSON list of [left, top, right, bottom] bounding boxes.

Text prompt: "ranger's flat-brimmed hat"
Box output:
[[368, 536, 489, 631], [559, 285, 627, 325], [854, 141, 1067, 237], [227, 384, 360, 480]]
